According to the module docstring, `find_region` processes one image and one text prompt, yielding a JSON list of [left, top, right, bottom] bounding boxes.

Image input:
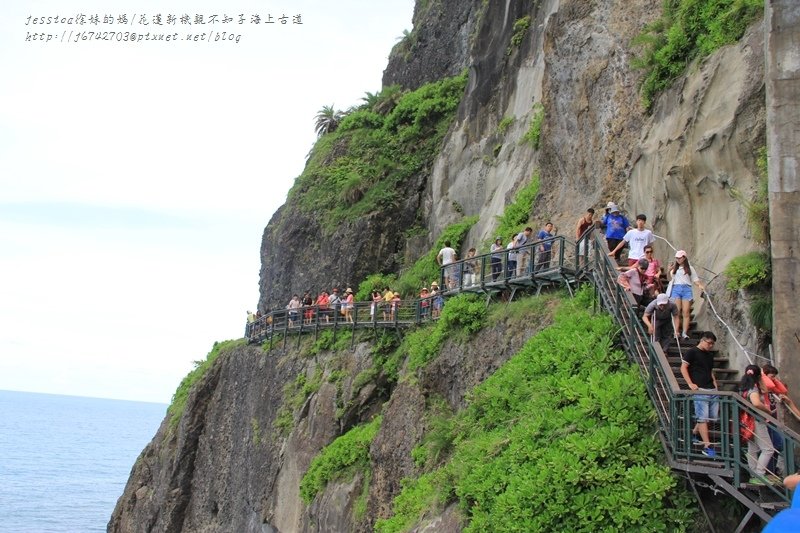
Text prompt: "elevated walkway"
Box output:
[[246, 229, 797, 529]]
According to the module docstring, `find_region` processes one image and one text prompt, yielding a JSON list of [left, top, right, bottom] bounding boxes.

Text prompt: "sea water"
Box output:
[[0, 390, 166, 532]]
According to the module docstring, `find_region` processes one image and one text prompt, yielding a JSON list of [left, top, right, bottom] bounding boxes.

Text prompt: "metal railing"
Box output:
[[588, 231, 798, 524], [246, 226, 797, 523]]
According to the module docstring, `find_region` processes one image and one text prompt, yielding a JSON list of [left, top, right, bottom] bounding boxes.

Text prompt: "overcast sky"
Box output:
[[0, 0, 415, 403]]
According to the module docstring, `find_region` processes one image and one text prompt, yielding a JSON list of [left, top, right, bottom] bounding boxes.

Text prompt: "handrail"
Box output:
[[588, 230, 798, 516]]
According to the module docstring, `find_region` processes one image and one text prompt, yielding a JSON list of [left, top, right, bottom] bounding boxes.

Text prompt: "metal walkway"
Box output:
[[246, 229, 797, 529]]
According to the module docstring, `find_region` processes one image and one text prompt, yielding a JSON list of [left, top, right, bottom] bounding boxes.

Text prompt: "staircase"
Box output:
[[248, 228, 798, 530], [586, 230, 797, 531]]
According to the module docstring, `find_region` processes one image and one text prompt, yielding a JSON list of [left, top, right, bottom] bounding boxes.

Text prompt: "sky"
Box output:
[[0, 0, 416, 404]]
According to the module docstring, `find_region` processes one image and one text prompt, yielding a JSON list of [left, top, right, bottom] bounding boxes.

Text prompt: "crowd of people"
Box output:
[[246, 201, 799, 491]]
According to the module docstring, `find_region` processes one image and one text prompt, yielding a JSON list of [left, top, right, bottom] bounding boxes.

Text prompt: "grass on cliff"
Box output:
[[632, 0, 763, 109], [287, 72, 468, 230], [492, 174, 539, 243], [167, 339, 245, 429], [376, 288, 696, 532], [299, 415, 382, 503]]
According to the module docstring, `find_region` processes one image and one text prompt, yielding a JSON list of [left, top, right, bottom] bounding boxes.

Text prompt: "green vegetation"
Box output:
[[376, 290, 695, 532], [496, 116, 515, 136], [274, 368, 324, 434], [731, 147, 770, 244], [299, 416, 382, 503], [251, 418, 262, 445], [633, 0, 764, 109], [507, 15, 531, 55], [521, 103, 544, 149], [493, 174, 540, 241], [724, 251, 771, 291], [167, 339, 245, 428], [403, 294, 487, 372], [749, 294, 772, 333], [290, 73, 468, 230], [356, 215, 479, 299]]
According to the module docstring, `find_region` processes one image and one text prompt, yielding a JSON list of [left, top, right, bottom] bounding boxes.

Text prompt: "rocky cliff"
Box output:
[[112, 0, 769, 531]]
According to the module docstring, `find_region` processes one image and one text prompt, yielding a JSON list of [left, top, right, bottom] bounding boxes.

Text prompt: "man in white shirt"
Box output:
[[437, 240, 457, 288], [608, 213, 654, 266]]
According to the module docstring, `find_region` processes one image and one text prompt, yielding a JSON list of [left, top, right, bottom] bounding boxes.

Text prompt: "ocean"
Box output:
[[0, 390, 167, 533]]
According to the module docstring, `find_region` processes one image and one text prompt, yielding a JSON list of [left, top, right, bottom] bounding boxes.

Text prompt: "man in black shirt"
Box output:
[[680, 331, 718, 457]]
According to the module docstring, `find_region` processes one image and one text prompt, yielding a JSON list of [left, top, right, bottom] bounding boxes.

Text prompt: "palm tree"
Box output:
[[314, 105, 343, 137]]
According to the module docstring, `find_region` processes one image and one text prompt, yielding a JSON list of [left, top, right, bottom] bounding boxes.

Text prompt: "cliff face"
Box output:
[[113, 0, 768, 530]]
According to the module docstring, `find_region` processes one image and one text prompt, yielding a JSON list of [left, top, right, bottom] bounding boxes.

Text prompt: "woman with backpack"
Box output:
[[740, 365, 777, 484]]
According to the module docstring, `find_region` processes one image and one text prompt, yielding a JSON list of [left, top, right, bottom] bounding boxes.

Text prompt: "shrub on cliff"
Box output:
[[633, 0, 763, 109], [289, 72, 468, 229], [299, 416, 382, 503], [376, 290, 696, 532], [167, 339, 245, 429]]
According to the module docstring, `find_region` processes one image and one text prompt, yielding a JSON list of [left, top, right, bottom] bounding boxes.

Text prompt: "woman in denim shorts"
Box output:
[[668, 250, 705, 340]]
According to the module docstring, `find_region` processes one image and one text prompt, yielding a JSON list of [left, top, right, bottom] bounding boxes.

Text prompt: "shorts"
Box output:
[[671, 284, 693, 301], [693, 390, 719, 422]]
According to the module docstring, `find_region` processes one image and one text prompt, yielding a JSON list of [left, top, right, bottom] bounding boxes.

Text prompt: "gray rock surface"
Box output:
[[112, 0, 771, 530]]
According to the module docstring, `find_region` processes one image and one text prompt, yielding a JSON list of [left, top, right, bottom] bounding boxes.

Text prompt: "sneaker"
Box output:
[[691, 434, 701, 445], [701, 447, 716, 458], [681, 333, 690, 340]]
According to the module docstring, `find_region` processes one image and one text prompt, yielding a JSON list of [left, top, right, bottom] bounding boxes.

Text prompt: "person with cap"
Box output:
[[668, 250, 705, 340], [490, 237, 504, 281], [642, 293, 680, 351], [608, 213, 654, 266], [343, 287, 355, 323], [419, 287, 431, 319], [617, 257, 650, 306], [602, 203, 631, 263]]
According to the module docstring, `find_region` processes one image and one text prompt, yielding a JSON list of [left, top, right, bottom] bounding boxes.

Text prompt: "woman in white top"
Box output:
[[668, 250, 705, 340]]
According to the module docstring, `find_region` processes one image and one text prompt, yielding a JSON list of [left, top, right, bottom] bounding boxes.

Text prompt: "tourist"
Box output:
[[602, 203, 630, 262], [680, 331, 719, 457], [430, 281, 443, 318], [463, 248, 479, 287], [739, 365, 776, 484], [315, 291, 330, 323], [286, 294, 301, 327], [370, 290, 382, 321], [344, 288, 355, 323], [419, 287, 431, 319], [617, 258, 650, 306], [506, 233, 518, 279], [642, 246, 662, 297], [668, 250, 705, 340], [641, 293, 679, 351], [608, 214, 654, 266], [437, 240, 457, 289], [515, 227, 533, 276], [302, 291, 314, 325], [490, 237, 504, 281], [329, 288, 342, 319], [382, 287, 394, 321], [576, 208, 595, 259], [535, 222, 555, 273]]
